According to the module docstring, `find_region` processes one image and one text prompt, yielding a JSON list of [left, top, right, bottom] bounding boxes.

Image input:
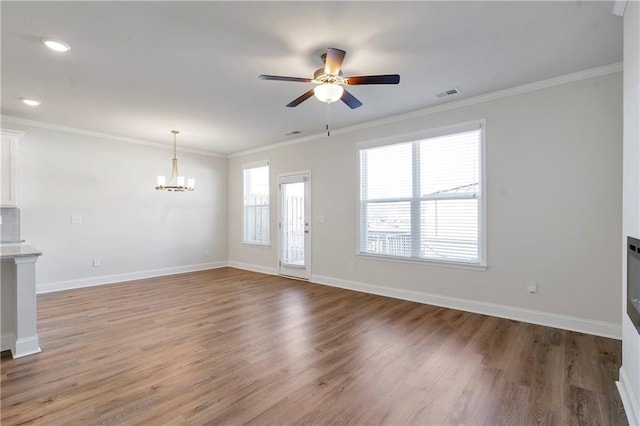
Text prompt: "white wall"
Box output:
[[620, 1, 640, 424], [9, 124, 228, 291], [229, 72, 623, 336]]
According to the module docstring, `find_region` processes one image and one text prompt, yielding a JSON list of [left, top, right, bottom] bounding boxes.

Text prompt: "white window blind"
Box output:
[[359, 127, 483, 265], [243, 162, 270, 245]]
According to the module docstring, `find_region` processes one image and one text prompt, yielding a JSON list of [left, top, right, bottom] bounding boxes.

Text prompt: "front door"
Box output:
[[278, 172, 310, 280]]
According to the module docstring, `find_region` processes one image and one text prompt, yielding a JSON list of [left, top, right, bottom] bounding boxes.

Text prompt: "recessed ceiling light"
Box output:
[[22, 98, 41, 107], [42, 38, 70, 52]]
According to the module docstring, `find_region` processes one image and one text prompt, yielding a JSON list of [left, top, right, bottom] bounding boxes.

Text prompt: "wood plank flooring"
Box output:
[[0, 267, 627, 425]]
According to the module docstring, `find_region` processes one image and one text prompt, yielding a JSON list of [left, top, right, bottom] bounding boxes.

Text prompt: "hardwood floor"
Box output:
[[1, 267, 627, 425]]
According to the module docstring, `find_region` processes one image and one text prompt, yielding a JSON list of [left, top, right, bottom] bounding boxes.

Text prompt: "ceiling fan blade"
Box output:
[[286, 89, 315, 107], [346, 75, 400, 85], [341, 88, 363, 109], [259, 75, 313, 83], [324, 48, 346, 76]]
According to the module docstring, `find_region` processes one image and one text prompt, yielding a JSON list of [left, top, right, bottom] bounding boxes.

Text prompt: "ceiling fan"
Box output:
[[259, 48, 400, 109]]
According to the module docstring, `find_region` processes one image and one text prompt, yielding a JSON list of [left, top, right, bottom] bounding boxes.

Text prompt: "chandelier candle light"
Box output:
[[155, 130, 195, 192]]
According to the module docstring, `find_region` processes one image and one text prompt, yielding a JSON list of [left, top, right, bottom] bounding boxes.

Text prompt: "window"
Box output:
[[359, 123, 484, 266], [243, 161, 270, 245]]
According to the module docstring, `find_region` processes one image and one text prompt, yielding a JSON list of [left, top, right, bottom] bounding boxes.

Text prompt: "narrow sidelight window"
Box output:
[[243, 161, 270, 245]]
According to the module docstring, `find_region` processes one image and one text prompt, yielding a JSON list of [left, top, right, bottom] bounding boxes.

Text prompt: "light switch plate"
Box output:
[[71, 215, 82, 224]]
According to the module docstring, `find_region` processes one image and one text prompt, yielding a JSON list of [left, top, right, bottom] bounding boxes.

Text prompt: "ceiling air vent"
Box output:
[[285, 130, 301, 136], [436, 88, 459, 98]]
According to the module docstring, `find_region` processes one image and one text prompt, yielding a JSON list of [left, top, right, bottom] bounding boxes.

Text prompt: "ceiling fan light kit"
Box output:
[[259, 47, 400, 110], [314, 84, 344, 103], [155, 130, 195, 192]]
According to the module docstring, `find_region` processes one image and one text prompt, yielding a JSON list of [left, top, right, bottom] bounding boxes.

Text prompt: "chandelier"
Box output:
[[155, 130, 195, 192]]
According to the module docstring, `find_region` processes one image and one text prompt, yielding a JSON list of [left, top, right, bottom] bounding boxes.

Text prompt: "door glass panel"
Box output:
[[282, 181, 305, 267]]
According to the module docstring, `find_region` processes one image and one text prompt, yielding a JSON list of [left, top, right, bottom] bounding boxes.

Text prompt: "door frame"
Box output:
[[277, 170, 311, 280]]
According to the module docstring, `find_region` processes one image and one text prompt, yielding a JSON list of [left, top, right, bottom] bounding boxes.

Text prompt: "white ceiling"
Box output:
[[1, 1, 622, 155]]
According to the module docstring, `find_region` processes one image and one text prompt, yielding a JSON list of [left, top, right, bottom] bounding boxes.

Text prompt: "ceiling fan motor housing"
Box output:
[[313, 68, 344, 84]]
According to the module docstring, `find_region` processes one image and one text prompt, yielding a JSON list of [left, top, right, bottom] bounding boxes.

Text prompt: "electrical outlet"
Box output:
[[204, 249, 209, 257], [264, 251, 269, 259], [527, 280, 538, 293], [93, 258, 101, 267], [348, 261, 355, 270]]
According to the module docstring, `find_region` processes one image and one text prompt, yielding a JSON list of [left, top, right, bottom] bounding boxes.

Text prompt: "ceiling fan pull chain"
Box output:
[[326, 102, 331, 137]]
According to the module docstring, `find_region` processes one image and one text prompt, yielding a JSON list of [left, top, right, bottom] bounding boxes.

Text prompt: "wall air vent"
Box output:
[[436, 88, 459, 98], [285, 130, 301, 136]]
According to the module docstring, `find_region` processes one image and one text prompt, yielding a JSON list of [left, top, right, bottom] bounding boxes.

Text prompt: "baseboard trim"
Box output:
[[13, 336, 41, 359], [618, 366, 640, 426], [227, 261, 279, 276], [35, 262, 622, 339], [37, 261, 228, 294], [310, 274, 621, 339]]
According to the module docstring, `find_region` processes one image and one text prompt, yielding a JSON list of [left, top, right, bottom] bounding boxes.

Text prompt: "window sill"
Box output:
[[356, 252, 487, 272], [242, 242, 271, 248]]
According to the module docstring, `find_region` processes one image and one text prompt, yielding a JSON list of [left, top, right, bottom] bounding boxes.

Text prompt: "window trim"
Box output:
[[357, 120, 487, 268], [356, 252, 488, 271], [242, 160, 271, 246]]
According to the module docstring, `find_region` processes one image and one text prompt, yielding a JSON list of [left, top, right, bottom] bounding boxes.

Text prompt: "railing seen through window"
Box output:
[[243, 162, 270, 245]]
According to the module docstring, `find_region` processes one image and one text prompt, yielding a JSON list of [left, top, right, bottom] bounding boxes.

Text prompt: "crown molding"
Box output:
[[612, 0, 627, 16], [1, 61, 623, 160], [229, 61, 623, 158], [0, 115, 226, 158], [0, 128, 26, 139]]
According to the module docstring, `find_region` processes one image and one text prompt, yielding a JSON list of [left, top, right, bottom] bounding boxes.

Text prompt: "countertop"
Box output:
[[0, 245, 43, 259]]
